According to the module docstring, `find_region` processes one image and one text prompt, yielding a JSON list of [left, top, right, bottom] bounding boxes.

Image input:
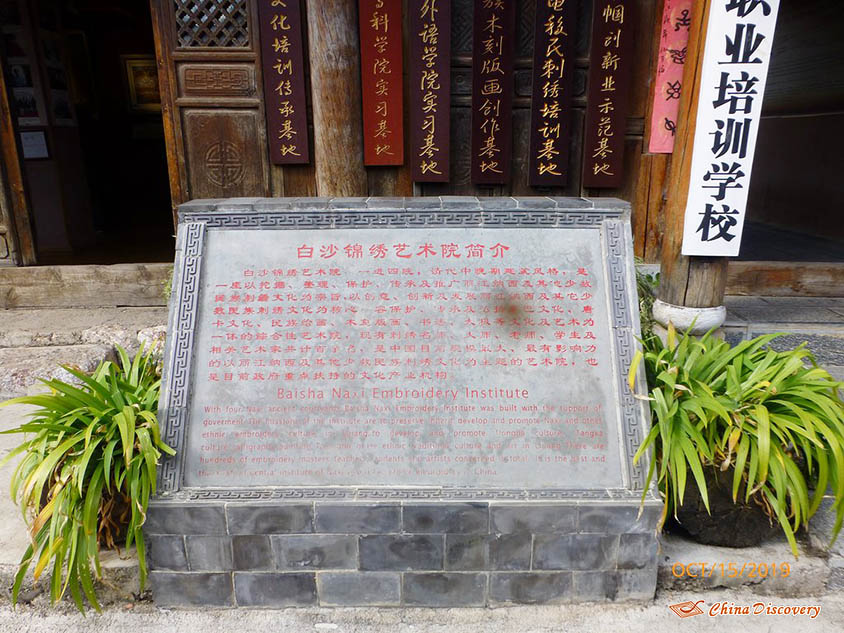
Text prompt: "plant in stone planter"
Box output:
[[629, 325, 844, 556], [0, 345, 174, 612]]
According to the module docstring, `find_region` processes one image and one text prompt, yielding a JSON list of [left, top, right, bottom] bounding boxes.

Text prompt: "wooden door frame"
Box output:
[[0, 44, 37, 265], [150, 0, 188, 226]]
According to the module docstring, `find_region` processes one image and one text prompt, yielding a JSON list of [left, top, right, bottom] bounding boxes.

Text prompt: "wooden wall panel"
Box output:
[[182, 110, 267, 199], [149, 0, 665, 210]]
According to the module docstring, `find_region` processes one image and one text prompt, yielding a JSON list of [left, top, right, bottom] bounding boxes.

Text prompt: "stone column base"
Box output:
[[652, 299, 726, 336]]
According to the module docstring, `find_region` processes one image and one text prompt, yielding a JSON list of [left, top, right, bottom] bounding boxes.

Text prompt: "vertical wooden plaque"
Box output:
[[528, 0, 579, 187], [409, 0, 452, 182], [582, 0, 637, 188], [359, 0, 404, 166], [257, 0, 310, 164], [470, 0, 516, 185]]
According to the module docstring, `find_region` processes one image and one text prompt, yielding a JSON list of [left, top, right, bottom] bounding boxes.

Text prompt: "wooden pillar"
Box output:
[[306, 0, 367, 197], [0, 58, 36, 265], [656, 0, 728, 329]]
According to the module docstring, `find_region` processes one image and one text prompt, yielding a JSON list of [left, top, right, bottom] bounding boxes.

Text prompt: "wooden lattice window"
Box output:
[[174, 0, 249, 48]]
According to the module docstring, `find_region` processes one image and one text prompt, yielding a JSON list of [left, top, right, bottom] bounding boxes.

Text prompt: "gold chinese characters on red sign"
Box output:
[[257, 0, 310, 164], [582, 1, 636, 188], [359, 0, 404, 166]]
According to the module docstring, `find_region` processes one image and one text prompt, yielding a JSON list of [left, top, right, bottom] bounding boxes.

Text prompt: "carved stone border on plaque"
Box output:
[[157, 197, 653, 502]]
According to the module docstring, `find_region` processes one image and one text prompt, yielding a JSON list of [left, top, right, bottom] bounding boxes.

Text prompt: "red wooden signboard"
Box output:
[[257, 0, 310, 164], [409, 0, 451, 182], [582, 0, 637, 188], [528, 0, 579, 187], [470, 0, 516, 185], [359, 0, 404, 166]]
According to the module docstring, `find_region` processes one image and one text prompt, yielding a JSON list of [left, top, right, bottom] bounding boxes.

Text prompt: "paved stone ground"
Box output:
[[0, 299, 843, 620], [723, 296, 844, 381]]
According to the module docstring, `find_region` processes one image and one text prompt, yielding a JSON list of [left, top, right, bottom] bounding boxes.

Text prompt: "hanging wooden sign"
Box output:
[[582, 0, 637, 188], [359, 0, 404, 166], [470, 0, 516, 185], [528, 0, 578, 187], [682, 0, 780, 256], [257, 0, 310, 164], [409, 0, 451, 182], [648, 0, 694, 153]]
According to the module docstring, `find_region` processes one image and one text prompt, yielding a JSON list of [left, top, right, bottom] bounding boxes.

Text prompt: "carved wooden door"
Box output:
[[150, 0, 270, 223]]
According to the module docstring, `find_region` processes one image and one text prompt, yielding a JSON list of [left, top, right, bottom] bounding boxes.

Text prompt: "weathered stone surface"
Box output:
[[617, 533, 658, 570], [359, 535, 444, 571], [146, 504, 227, 535], [136, 325, 167, 356], [445, 534, 531, 571], [490, 505, 576, 533], [146, 535, 188, 571], [402, 573, 487, 606], [273, 535, 357, 569], [489, 572, 573, 605], [233, 572, 317, 607], [573, 571, 611, 601], [578, 505, 654, 533], [445, 534, 488, 570], [657, 533, 829, 597], [232, 535, 273, 570], [613, 570, 657, 601], [749, 331, 844, 365], [403, 504, 488, 534], [226, 504, 313, 534], [0, 307, 167, 349], [534, 534, 618, 571], [150, 572, 233, 607], [315, 504, 400, 534], [317, 572, 401, 606], [731, 306, 844, 324], [0, 344, 112, 399], [185, 536, 233, 571]]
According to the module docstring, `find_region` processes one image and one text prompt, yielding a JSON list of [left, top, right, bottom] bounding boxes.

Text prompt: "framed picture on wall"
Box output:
[[122, 55, 160, 113], [20, 129, 49, 160]]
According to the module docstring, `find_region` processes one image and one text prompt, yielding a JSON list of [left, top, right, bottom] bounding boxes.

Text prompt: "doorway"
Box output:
[[739, 0, 844, 263], [0, 0, 173, 265]]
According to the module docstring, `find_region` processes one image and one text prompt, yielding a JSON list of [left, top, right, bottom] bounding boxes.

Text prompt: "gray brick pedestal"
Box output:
[[146, 499, 661, 607]]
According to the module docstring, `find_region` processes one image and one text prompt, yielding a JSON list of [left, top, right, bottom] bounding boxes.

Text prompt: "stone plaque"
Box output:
[[149, 198, 660, 608], [158, 197, 650, 498]]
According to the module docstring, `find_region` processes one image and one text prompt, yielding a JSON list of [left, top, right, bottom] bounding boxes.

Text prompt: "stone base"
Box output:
[[653, 299, 726, 336], [145, 498, 661, 607]]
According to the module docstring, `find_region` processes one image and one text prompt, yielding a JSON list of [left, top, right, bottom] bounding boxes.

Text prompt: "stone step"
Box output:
[[0, 344, 115, 400], [656, 530, 837, 598], [0, 307, 167, 349]]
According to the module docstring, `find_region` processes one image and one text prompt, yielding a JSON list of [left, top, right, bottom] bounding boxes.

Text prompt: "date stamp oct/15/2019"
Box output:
[[671, 561, 792, 579]]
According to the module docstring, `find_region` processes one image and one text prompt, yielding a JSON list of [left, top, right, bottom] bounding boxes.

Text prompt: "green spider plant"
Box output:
[[0, 345, 175, 612], [629, 324, 844, 556]]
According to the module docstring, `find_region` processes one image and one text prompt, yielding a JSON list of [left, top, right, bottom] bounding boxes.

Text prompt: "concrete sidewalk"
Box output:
[[0, 589, 841, 632]]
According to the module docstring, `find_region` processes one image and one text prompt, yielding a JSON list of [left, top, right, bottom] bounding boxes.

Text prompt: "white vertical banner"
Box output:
[[681, 0, 780, 257]]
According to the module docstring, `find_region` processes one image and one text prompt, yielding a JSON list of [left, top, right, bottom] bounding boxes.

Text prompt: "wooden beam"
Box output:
[[305, 0, 367, 196], [0, 264, 171, 308], [657, 0, 729, 309], [727, 262, 844, 298]]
